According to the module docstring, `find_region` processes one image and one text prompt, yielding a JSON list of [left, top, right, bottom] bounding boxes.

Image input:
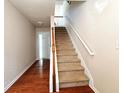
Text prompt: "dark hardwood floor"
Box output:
[[59, 86, 94, 93], [6, 59, 94, 93]]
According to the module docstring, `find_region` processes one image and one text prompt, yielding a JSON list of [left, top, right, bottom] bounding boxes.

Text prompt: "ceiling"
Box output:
[[9, 0, 56, 27]]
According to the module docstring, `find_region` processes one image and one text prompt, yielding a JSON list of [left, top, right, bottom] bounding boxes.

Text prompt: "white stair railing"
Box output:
[[49, 47, 53, 93], [49, 16, 54, 93], [54, 30, 59, 92], [68, 23, 94, 56]]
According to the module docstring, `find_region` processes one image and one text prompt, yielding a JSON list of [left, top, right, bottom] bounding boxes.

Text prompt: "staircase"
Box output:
[[55, 27, 89, 88]]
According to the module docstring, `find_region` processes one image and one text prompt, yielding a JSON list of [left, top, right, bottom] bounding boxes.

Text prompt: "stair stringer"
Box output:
[[65, 22, 99, 93]]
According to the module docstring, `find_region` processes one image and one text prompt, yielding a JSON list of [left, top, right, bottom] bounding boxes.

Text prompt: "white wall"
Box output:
[[4, 0, 36, 90], [64, 0, 118, 93], [55, 0, 65, 16], [54, 0, 66, 27], [36, 28, 50, 59]]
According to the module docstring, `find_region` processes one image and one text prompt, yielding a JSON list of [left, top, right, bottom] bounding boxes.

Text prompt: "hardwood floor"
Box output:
[[6, 59, 49, 93], [59, 86, 94, 93], [6, 59, 94, 93]]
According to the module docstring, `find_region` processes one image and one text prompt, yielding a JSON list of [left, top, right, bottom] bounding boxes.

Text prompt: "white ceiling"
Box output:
[[9, 0, 56, 27]]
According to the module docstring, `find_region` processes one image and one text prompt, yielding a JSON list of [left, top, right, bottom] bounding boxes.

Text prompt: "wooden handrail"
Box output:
[[49, 16, 55, 93], [52, 28, 55, 51], [49, 16, 59, 92]]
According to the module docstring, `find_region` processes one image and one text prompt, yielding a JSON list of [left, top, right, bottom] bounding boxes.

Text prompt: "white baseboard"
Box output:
[[36, 58, 40, 60], [65, 18, 99, 93], [89, 84, 100, 93], [4, 59, 37, 92]]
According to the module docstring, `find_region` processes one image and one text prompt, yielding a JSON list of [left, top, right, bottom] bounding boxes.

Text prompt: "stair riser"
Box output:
[[57, 56, 78, 59], [60, 81, 89, 88], [56, 38, 70, 41], [56, 39, 71, 42], [58, 61, 80, 63], [55, 32, 67, 33], [56, 34, 69, 36], [56, 36, 69, 38], [55, 33, 68, 36], [58, 63, 84, 72], [56, 47, 75, 51], [55, 30, 68, 34], [56, 34, 68, 36], [55, 28, 66, 30], [56, 42, 72, 45], [56, 39, 71, 41], [56, 35, 69, 37], [56, 41, 72, 44], [56, 33, 67, 34], [56, 49, 74, 51], [56, 37, 69, 39]]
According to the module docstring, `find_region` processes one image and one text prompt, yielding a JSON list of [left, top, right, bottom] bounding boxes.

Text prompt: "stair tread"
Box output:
[[56, 40, 71, 44], [56, 42, 72, 44], [58, 63, 84, 71], [57, 55, 80, 62], [57, 54, 77, 56], [55, 32, 68, 33], [55, 27, 89, 88], [57, 49, 75, 51], [57, 55, 78, 58], [56, 45, 74, 49], [56, 48, 75, 50], [56, 35, 70, 39], [57, 50, 77, 56], [56, 42, 72, 45], [59, 71, 89, 83]]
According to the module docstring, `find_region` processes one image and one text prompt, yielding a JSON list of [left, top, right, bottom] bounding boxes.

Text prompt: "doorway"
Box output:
[[36, 31, 50, 61]]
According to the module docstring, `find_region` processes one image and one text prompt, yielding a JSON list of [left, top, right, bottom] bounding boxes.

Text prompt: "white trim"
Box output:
[[49, 47, 53, 93], [4, 59, 36, 92], [36, 58, 40, 61], [89, 84, 100, 93], [54, 29, 59, 92], [55, 47, 59, 92], [65, 19, 99, 93], [49, 16, 54, 93], [51, 16, 55, 28]]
